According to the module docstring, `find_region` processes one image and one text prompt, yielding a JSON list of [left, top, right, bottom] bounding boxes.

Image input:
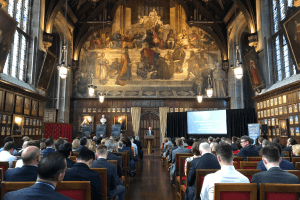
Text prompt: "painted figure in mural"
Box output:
[[112, 30, 122, 49], [177, 29, 190, 49], [122, 30, 135, 49], [105, 32, 112, 48], [156, 56, 174, 79], [212, 61, 226, 97], [185, 51, 200, 80], [146, 29, 155, 48], [164, 50, 175, 77], [89, 32, 101, 50], [198, 52, 207, 68], [140, 43, 156, 71], [101, 33, 106, 49], [96, 53, 109, 81], [173, 44, 186, 73], [152, 28, 165, 49], [116, 48, 132, 86], [108, 58, 119, 75], [250, 59, 260, 85], [134, 31, 146, 49], [149, 8, 158, 22], [189, 30, 199, 48], [166, 29, 175, 49]]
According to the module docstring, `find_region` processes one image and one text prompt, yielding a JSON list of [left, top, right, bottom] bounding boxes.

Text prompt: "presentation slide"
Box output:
[[187, 110, 227, 135]]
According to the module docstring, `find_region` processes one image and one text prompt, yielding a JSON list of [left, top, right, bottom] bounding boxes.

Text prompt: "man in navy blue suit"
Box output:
[[283, 138, 297, 156], [255, 137, 264, 151], [257, 142, 294, 171], [231, 136, 238, 151], [58, 142, 75, 168], [54, 138, 65, 151], [3, 152, 71, 200], [4, 146, 40, 181], [105, 139, 122, 177], [91, 145, 126, 200], [185, 142, 221, 200], [251, 145, 300, 198], [236, 135, 259, 161], [41, 138, 55, 157], [63, 147, 102, 200]]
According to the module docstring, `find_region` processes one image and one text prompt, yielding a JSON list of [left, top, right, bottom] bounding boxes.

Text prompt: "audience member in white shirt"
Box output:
[[131, 138, 138, 157], [0, 141, 17, 168], [200, 143, 250, 200]]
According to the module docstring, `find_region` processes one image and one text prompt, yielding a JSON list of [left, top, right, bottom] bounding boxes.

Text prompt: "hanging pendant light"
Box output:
[[99, 93, 105, 103], [197, 95, 203, 103], [88, 85, 97, 96]]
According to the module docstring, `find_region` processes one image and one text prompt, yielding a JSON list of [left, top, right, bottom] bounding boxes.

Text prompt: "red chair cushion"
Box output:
[[266, 193, 298, 200], [0, 166, 6, 173], [236, 161, 240, 169], [246, 176, 252, 182], [182, 185, 186, 189], [220, 191, 250, 200], [244, 166, 256, 169], [233, 150, 240, 154], [181, 176, 187, 181], [57, 190, 85, 200]]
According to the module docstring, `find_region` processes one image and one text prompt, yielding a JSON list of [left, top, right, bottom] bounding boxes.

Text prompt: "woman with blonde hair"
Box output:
[[72, 138, 80, 151], [88, 141, 97, 152], [292, 144, 300, 156]]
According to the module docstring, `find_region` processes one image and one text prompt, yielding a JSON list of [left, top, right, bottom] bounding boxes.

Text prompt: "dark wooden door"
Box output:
[[140, 112, 160, 149]]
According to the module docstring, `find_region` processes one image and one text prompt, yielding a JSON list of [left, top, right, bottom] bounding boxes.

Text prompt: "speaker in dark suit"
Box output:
[[4, 165, 38, 181], [145, 127, 154, 136]]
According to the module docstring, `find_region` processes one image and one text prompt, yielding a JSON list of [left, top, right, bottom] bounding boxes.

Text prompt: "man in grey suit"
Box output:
[[251, 146, 300, 198], [145, 127, 154, 136]]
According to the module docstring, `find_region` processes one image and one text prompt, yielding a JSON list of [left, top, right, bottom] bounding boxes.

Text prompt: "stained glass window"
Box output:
[[3, 0, 31, 81], [275, 36, 282, 81], [273, 0, 278, 32]]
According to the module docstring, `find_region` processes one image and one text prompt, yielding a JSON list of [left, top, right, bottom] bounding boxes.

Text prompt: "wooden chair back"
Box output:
[[186, 161, 191, 181], [285, 170, 300, 180], [123, 150, 130, 166], [72, 151, 79, 157], [196, 169, 219, 198], [69, 156, 76, 162], [11, 161, 17, 168], [247, 157, 262, 162], [120, 152, 127, 174], [91, 168, 108, 200], [260, 183, 300, 200], [292, 157, 300, 168], [282, 151, 290, 157], [295, 162, 300, 170], [233, 162, 237, 169], [211, 151, 216, 155], [1, 181, 91, 200], [233, 157, 244, 169], [175, 153, 192, 177], [281, 157, 290, 161], [0, 162, 9, 174], [214, 183, 257, 200], [236, 169, 261, 182], [0, 168, 3, 183], [107, 160, 118, 170], [240, 161, 258, 169]]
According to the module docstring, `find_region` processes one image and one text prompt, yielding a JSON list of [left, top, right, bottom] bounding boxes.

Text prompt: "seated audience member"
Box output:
[[207, 137, 214, 144], [58, 143, 75, 168], [257, 142, 294, 171], [72, 138, 80, 151], [224, 138, 231, 145], [3, 152, 71, 200], [63, 147, 102, 200], [101, 139, 106, 145], [185, 142, 221, 200], [54, 138, 65, 151], [210, 142, 218, 152], [130, 137, 138, 158], [185, 142, 201, 176], [120, 138, 133, 160], [171, 139, 191, 164], [74, 137, 87, 152], [236, 135, 259, 161], [15, 140, 29, 157], [163, 137, 172, 151], [88, 141, 97, 152], [0, 141, 17, 168], [200, 143, 249, 200], [186, 139, 193, 150], [292, 144, 300, 157], [134, 136, 143, 162], [0, 136, 18, 155], [91, 145, 126, 200], [16, 136, 30, 150], [273, 138, 285, 150], [15, 140, 40, 168], [231, 136, 238, 151], [255, 137, 264, 151], [168, 138, 178, 161], [40, 142, 46, 151], [251, 146, 300, 197], [105, 139, 122, 177], [41, 138, 55, 157], [117, 141, 125, 152], [236, 138, 242, 150], [4, 146, 40, 181], [283, 138, 297, 156], [181, 137, 188, 147], [161, 138, 168, 150]]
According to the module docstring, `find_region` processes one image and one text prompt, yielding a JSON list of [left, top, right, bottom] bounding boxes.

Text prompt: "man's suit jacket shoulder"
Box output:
[[66, 158, 76, 168], [252, 167, 300, 184], [236, 145, 259, 160], [4, 165, 38, 181], [3, 183, 71, 200], [172, 147, 191, 163], [41, 148, 55, 157], [193, 153, 221, 169]]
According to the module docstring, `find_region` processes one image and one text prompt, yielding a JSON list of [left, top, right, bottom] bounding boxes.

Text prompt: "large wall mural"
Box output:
[[74, 0, 226, 99]]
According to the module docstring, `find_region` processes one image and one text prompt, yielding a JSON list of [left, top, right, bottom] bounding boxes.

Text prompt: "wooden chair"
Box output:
[[260, 183, 300, 200], [233, 157, 244, 169], [233, 162, 237, 169], [1, 181, 91, 200], [236, 169, 261, 182], [0, 161, 9, 174], [240, 161, 258, 169], [285, 170, 300, 180], [119, 152, 128, 187], [180, 161, 191, 200], [247, 157, 262, 162], [165, 147, 173, 168], [214, 183, 257, 200], [195, 169, 219, 198], [11, 161, 17, 168], [175, 155, 191, 196], [69, 156, 76, 162], [292, 157, 300, 168], [0, 168, 3, 183], [91, 168, 109, 200], [118, 156, 125, 183], [211, 151, 216, 155], [295, 162, 300, 170], [174, 153, 192, 185], [281, 157, 290, 161], [282, 151, 290, 157], [72, 151, 79, 157]]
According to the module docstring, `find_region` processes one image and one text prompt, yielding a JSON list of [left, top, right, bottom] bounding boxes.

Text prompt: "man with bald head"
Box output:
[[4, 146, 40, 181]]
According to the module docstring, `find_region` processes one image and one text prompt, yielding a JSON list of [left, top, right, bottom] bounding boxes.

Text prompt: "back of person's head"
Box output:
[[72, 139, 80, 149], [272, 138, 280, 143], [118, 141, 124, 148], [216, 143, 233, 164], [101, 139, 106, 145], [45, 138, 54, 147], [191, 142, 200, 156], [176, 138, 183, 146], [186, 139, 193, 146], [80, 137, 88, 146], [54, 138, 65, 150], [224, 138, 231, 144], [292, 144, 300, 156], [120, 137, 127, 145], [125, 138, 131, 147], [22, 136, 30, 142], [249, 138, 254, 144], [78, 147, 95, 162], [105, 139, 114, 151], [58, 142, 72, 158], [96, 145, 108, 157], [4, 136, 14, 145], [267, 142, 282, 155], [22, 146, 40, 165], [86, 134, 91, 139], [236, 138, 242, 150], [167, 137, 171, 141], [232, 136, 237, 143], [210, 142, 218, 151], [200, 142, 211, 153], [40, 142, 46, 151], [261, 146, 280, 163], [88, 141, 96, 152], [258, 137, 264, 144], [37, 152, 66, 181], [216, 138, 221, 144], [27, 140, 40, 148], [96, 137, 102, 145], [135, 136, 140, 141], [4, 141, 15, 151], [208, 137, 213, 143], [262, 139, 269, 146], [289, 138, 297, 145], [181, 137, 185, 142]]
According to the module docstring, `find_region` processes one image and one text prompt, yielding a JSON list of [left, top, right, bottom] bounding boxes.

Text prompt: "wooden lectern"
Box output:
[[145, 135, 155, 155]]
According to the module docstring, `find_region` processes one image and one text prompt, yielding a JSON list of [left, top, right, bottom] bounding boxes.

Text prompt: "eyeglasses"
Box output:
[[240, 140, 246, 143]]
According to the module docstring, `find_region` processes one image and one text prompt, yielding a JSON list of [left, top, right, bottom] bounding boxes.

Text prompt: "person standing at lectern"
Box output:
[[145, 127, 154, 136]]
